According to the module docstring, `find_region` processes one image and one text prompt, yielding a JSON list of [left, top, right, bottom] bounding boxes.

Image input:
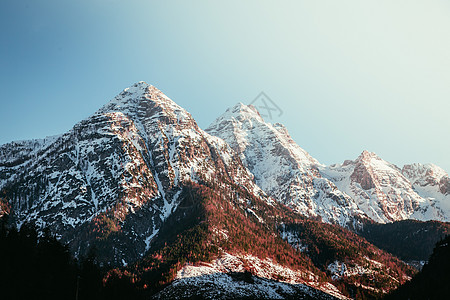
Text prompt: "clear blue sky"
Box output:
[[1, 0, 449, 172]]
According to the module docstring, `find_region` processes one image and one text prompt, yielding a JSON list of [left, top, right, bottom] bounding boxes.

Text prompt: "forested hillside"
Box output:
[[385, 234, 450, 299]]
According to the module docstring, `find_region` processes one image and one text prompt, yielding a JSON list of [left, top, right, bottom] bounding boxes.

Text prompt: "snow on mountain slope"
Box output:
[[154, 252, 346, 300], [0, 82, 263, 264], [402, 163, 450, 215], [322, 151, 449, 223], [206, 103, 367, 227], [0, 84, 423, 298]]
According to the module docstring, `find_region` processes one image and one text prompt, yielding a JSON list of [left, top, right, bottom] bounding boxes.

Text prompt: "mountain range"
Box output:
[[1, 81, 448, 299], [206, 101, 450, 226]]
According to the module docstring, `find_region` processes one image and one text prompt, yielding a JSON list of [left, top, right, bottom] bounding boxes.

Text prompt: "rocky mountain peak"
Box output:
[[97, 81, 196, 132], [403, 163, 450, 196], [352, 150, 405, 185], [105, 81, 160, 107], [206, 103, 264, 139]]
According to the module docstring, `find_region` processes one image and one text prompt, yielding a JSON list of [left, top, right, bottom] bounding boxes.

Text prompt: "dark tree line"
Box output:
[[358, 219, 450, 261], [385, 234, 450, 300], [0, 217, 140, 300]]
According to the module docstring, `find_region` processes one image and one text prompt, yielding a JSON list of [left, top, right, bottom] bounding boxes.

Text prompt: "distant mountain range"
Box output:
[[207, 102, 450, 226], [1, 82, 448, 299]]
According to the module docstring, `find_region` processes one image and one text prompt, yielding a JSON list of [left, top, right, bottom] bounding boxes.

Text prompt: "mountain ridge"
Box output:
[[323, 150, 450, 223], [0, 82, 444, 299]]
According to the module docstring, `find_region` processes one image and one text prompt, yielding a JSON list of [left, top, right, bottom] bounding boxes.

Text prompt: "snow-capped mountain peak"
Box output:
[[207, 103, 367, 227], [221, 102, 264, 122], [100, 81, 195, 128], [354, 150, 401, 174], [402, 163, 450, 210], [402, 163, 449, 191], [357, 150, 378, 162], [0, 83, 262, 265], [207, 103, 319, 168]]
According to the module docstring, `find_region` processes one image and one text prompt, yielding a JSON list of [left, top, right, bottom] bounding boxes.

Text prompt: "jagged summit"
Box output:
[[354, 150, 393, 167], [98, 81, 195, 129], [340, 150, 378, 167], [208, 102, 450, 226], [227, 102, 264, 120], [105, 81, 162, 107], [358, 150, 376, 160], [110, 81, 171, 105], [207, 103, 264, 140], [207, 102, 319, 168]]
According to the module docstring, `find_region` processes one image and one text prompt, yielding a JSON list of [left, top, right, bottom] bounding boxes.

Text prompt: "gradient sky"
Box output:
[[1, 0, 449, 172]]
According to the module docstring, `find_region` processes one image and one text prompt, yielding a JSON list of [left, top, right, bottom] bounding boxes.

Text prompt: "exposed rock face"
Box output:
[[323, 151, 450, 223], [0, 82, 262, 265], [206, 103, 367, 227], [350, 151, 377, 191], [440, 177, 450, 195]]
